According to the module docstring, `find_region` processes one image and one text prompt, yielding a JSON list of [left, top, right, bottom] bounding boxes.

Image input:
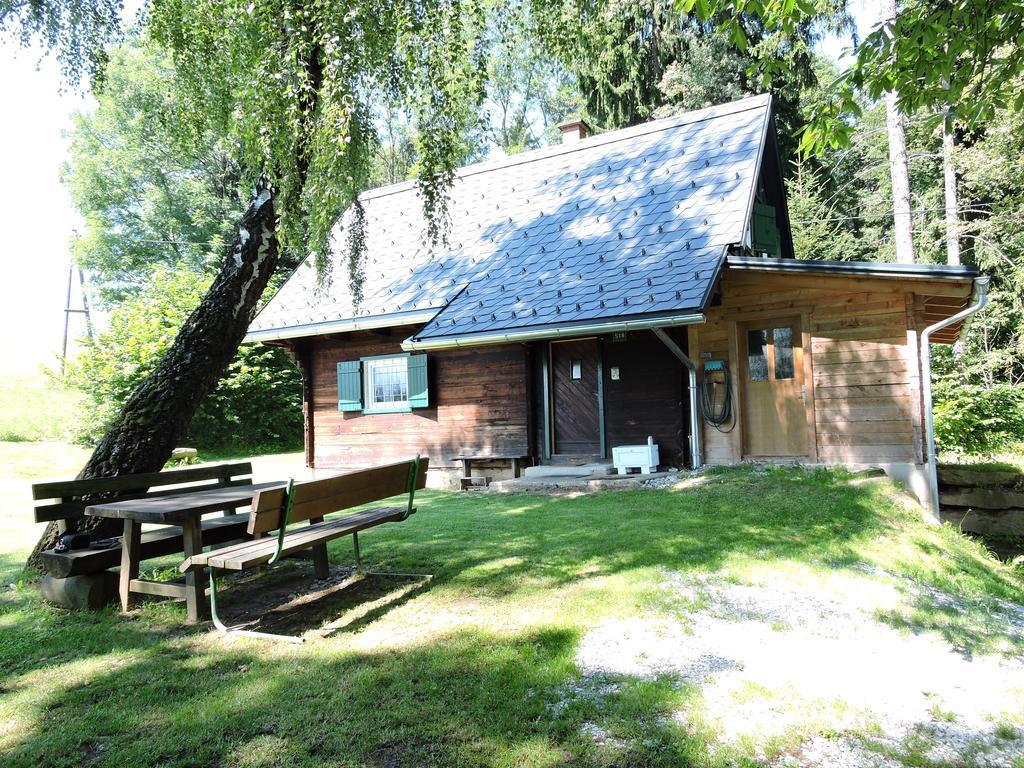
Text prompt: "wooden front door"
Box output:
[[741, 319, 809, 457], [550, 339, 601, 456]]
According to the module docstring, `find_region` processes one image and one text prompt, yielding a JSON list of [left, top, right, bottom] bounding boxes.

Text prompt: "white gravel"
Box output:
[[568, 569, 1024, 767]]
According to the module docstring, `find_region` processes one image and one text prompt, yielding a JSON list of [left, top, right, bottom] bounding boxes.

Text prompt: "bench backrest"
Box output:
[[248, 457, 429, 535], [32, 462, 254, 524]]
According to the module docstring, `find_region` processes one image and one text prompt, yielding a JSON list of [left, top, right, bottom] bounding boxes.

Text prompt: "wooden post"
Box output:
[[180, 517, 208, 622], [298, 343, 316, 469], [118, 519, 141, 612], [905, 294, 926, 464], [309, 516, 329, 579]]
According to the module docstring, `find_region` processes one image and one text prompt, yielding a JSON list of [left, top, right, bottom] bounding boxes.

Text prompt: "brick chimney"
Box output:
[[557, 118, 592, 144]]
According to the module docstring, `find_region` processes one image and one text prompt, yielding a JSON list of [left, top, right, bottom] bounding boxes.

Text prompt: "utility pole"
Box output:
[[61, 263, 94, 377]]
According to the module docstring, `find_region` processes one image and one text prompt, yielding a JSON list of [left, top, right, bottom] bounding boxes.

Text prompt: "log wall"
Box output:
[[307, 326, 530, 475], [688, 269, 970, 467]]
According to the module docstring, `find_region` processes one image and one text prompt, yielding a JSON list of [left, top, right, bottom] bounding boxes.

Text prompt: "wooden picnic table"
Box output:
[[86, 481, 284, 622]]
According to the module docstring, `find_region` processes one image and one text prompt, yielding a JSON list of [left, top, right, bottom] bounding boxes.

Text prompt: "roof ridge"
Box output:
[[358, 93, 772, 204]]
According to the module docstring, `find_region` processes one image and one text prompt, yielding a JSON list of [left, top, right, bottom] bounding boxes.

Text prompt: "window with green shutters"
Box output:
[[337, 354, 429, 413]]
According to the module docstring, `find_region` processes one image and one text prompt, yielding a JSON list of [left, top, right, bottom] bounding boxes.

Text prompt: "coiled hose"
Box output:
[[700, 363, 735, 432]]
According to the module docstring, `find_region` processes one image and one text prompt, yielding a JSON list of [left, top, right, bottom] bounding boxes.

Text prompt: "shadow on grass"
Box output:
[[0, 622, 719, 768], [3, 465, 1022, 766]]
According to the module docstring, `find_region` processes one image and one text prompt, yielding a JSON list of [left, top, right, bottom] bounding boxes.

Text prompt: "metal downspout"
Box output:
[[652, 328, 702, 470], [920, 276, 990, 521]]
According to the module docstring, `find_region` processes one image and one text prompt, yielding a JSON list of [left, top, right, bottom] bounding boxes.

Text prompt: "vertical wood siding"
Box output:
[[688, 270, 964, 466], [602, 331, 687, 466]]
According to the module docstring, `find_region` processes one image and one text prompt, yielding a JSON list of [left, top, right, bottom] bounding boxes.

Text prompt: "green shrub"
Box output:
[[933, 383, 1024, 456], [66, 266, 302, 452]]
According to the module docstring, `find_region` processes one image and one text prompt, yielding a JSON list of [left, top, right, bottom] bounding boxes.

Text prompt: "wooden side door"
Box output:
[[741, 318, 809, 457], [550, 339, 601, 456]]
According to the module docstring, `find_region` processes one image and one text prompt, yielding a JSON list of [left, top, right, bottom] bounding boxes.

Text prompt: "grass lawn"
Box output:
[[1, 447, 1023, 767], [0, 375, 84, 444]]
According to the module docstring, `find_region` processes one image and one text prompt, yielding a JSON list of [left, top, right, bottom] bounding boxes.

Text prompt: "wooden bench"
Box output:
[[31, 462, 256, 607], [451, 454, 529, 489], [181, 456, 428, 642]]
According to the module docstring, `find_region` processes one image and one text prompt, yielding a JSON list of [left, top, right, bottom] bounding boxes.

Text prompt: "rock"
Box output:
[[40, 572, 118, 611], [170, 447, 198, 461], [939, 487, 1024, 510], [940, 508, 1024, 537], [937, 465, 1022, 489]]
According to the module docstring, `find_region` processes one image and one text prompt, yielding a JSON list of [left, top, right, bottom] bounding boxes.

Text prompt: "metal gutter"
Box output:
[[920, 276, 990, 521], [651, 328, 702, 471], [726, 255, 980, 280], [245, 309, 440, 343], [401, 313, 706, 351]]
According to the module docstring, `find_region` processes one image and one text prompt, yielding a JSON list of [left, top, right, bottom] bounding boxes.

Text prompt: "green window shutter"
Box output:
[[752, 202, 780, 257], [337, 360, 363, 412], [407, 354, 429, 409]]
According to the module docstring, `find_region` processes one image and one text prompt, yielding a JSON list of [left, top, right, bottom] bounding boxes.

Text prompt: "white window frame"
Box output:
[[363, 355, 410, 412]]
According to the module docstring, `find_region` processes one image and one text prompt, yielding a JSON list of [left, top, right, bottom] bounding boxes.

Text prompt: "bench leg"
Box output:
[[118, 520, 141, 612], [309, 516, 329, 579], [208, 570, 305, 644], [181, 517, 209, 623]]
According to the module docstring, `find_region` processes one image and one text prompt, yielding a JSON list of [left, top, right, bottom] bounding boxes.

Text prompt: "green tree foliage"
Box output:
[[933, 384, 1024, 456], [62, 39, 303, 450], [62, 41, 247, 305], [535, 0, 826, 157], [0, 0, 120, 85], [146, 0, 490, 266], [679, 0, 1024, 153], [787, 159, 857, 260], [481, 0, 580, 153], [65, 266, 302, 451]]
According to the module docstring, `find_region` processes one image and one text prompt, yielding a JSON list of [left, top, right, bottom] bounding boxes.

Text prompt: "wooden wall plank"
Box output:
[[694, 269, 923, 468], [310, 326, 530, 472]]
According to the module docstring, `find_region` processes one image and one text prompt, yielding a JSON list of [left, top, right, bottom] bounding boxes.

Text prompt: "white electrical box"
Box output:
[[612, 436, 660, 475]]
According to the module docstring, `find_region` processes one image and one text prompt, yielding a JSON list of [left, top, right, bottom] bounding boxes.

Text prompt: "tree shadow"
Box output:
[[1, 623, 719, 767], [3, 466, 1022, 766]]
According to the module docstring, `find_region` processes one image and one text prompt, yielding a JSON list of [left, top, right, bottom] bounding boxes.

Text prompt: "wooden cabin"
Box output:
[[246, 95, 982, 513]]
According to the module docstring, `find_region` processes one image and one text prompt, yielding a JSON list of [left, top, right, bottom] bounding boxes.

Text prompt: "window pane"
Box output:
[[571, 360, 582, 380], [365, 357, 409, 408], [747, 329, 768, 381], [774, 326, 795, 380]]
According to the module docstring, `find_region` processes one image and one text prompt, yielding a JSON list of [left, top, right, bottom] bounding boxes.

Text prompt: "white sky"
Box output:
[[0, 2, 876, 378]]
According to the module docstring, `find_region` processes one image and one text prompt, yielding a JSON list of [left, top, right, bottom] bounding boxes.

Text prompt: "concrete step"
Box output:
[[523, 462, 614, 479]]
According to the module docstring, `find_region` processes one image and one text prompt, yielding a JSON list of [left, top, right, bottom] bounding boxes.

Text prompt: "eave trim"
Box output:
[[244, 309, 441, 343], [401, 312, 706, 351]]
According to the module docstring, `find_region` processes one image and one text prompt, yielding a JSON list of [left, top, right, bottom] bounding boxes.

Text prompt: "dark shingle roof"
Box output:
[[248, 94, 773, 344]]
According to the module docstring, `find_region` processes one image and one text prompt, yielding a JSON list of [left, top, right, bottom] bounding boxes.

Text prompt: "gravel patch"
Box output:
[[569, 569, 1024, 766]]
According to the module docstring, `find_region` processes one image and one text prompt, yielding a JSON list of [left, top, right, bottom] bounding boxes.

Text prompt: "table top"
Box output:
[[85, 481, 285, 524]]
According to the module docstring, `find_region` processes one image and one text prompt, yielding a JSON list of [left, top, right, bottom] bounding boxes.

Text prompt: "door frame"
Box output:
[[544, 338, 606, 460], [735, 314, 817, 461]]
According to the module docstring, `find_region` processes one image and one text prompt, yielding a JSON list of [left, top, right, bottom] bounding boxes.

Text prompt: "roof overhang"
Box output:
[[244, 308, 441, 343], [725, 255, 982, 344], [402, 312, 706, 351], [726, 255, 980, 281]]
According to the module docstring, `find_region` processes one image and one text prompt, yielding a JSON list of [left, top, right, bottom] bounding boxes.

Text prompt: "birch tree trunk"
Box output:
[[26, 182, 279, 571], [943, 111, 961, 266], [883, 0, 916, 264]]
